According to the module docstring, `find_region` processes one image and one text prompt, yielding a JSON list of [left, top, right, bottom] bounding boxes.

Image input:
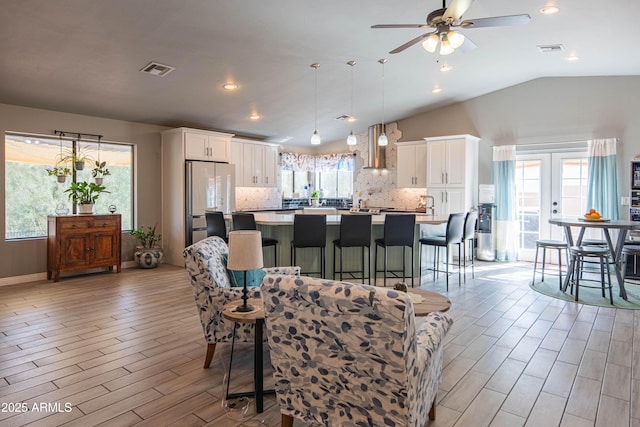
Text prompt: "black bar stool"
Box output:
[[232, 213, 278, 266], [291, 214, 327, 278], [419, 213, 465, 291], [333, 214, 372, 284], [374, 214, 416, 287], [461, 211, 478, 282], [568, 245, 613, 304], [205, 211, 228, 242], [532, 240, 569, 290]]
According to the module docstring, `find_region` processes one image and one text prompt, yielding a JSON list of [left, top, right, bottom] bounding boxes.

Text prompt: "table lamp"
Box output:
[[227, 230, 264, 312]]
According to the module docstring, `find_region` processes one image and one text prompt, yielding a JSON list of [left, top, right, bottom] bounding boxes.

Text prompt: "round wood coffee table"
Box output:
[[406, 288, 451, 316]]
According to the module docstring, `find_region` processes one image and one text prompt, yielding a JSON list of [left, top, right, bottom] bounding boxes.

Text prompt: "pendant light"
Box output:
[[346, 60, 357, 147], [310, 63, 321, 145], [378, 59, 388, 147]]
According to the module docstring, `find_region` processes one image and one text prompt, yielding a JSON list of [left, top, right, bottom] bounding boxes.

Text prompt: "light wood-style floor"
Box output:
[[0, 262, 638, 426]]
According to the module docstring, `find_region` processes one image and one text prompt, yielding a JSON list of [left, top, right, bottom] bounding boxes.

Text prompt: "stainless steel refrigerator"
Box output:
[[185, 161, 235, 245]]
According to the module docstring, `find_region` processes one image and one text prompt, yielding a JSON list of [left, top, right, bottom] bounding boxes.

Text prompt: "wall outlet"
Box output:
[[621, 196, 630, 206]]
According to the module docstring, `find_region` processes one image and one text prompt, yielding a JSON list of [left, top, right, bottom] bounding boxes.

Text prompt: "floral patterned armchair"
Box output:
[[182, 236, 300, 368], [261, 274, 453, 427]]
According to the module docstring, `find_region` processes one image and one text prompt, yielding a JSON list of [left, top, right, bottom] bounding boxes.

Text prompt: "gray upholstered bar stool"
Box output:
[[532, 240, 569, 290], [568, 245, 613, 304], [621, 244, 640, 283]]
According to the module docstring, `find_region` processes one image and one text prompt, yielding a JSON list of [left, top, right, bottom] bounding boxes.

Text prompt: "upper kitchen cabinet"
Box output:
[[396, 141, 427, 188], [182, 128, 233, 162], [230, 138, 278, 187], [425, 134, 480, 215]]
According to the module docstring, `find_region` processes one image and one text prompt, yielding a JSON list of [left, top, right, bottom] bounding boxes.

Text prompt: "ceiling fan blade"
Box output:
[[459, 14, 531, 28], [457, 36, 477, 52], [389, 32, 435, 54], [371, 24, 432, 29], [443, 0, 475, 21]]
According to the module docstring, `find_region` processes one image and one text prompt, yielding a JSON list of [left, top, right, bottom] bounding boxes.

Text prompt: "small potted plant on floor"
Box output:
[[129, 223, 163, 268], [64, 181, 109, 214]]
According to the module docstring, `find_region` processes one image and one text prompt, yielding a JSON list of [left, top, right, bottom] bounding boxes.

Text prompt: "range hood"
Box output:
[[364, 124, 386, 169]]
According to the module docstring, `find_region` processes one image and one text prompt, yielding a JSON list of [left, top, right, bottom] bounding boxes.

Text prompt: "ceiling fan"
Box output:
[[371, 0, 530, 55]]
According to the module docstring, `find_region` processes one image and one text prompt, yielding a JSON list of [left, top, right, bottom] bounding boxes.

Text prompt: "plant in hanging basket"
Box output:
[[46, 166, 72, 183], [92, 161, 110, 183]]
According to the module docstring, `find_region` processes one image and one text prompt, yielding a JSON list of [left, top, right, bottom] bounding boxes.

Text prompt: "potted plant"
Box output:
[[129, 223, 163, 268], [310, 189, 320, 207], [46, 166, 72, 183], [92, 161, 110, 184], [64, 181, 109, 214]]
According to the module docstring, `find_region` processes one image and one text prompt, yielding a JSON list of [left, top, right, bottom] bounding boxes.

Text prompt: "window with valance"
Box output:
[[280, 152, 355, 198]]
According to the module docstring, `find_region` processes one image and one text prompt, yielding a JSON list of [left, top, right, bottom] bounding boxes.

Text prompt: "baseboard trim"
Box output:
[[0, 262, 138, 287]]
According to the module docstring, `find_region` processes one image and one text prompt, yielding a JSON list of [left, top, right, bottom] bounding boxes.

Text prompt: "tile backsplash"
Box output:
[[235, 187, 281, 210]]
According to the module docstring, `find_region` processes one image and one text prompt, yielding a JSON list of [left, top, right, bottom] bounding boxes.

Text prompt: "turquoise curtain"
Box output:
[[586, 139, 619, 220], [493, 145, 518, 261]]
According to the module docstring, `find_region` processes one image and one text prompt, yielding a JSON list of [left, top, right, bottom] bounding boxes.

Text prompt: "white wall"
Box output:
[[0, 103, 165, 279], [398, 76, 640, 208]]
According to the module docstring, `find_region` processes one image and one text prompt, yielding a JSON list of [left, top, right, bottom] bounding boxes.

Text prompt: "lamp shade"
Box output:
[[347, 131, 357, 146], [447, 30, 465, 49], [227, 230, 263, 270], [311, 130, 322, 145], [422, 33, 439, 53]]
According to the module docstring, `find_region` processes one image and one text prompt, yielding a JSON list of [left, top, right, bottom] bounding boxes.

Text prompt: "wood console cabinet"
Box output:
[[47, 214, 121, 282]]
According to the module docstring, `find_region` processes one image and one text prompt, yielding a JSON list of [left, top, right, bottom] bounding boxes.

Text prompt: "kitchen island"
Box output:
[[236, 212, 449, 285]]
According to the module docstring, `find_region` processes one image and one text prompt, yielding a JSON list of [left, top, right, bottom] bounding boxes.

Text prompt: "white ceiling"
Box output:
[[1, 0, 639, 146]]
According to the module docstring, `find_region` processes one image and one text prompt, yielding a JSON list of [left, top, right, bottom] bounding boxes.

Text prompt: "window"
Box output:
[[5, 133, 133, 240], [280, 152, 353, 198]]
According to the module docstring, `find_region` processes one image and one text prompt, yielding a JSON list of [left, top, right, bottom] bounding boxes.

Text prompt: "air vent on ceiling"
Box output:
[[537, 44, 564, 53], [335, 114, 354, 121], [140, 62, 175, 77]]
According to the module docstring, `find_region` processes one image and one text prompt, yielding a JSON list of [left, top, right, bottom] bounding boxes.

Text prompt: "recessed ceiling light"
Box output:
[[540, 6, 559, 14], [440, 64, 453, 72], [222, 82, 238, 90], [432, 87, 442, 94], [566, 55, 579, 61], [249, 113, 261, 120]]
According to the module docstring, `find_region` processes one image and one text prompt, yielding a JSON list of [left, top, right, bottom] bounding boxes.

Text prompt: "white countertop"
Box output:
[[246, 212, 448, 226]]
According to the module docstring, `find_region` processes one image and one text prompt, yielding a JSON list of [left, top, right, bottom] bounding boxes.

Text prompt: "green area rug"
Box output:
[[530, 276, 640, 309]]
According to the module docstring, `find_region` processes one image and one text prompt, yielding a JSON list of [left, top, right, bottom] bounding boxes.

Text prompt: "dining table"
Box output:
[[549, 217, 640, 300]]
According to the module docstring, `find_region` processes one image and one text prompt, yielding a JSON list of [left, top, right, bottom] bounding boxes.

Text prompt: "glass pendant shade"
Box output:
[[448, 30, 465, 48], [347, 131, 357, 146], [311, 130, 321, 145], [378, 132, 388, 147], [422, 33, 439, 53]]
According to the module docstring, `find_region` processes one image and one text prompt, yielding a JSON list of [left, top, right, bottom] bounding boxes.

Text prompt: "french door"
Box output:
[[515, 151, 590, 261]]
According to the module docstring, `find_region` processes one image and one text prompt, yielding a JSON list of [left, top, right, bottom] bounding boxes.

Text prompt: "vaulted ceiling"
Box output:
[[1, 0, 639, 146]]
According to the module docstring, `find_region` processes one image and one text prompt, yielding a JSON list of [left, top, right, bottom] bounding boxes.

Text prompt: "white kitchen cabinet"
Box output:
[[396, 141, 427, 188], [161, 127, 235, 266], [425, 134, 479, 215], [183, 129, 232, 162], [231, 138, 278, 187]]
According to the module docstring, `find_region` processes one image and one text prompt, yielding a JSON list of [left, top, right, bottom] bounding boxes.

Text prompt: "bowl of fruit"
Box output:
[[581, 208, 608, 221]]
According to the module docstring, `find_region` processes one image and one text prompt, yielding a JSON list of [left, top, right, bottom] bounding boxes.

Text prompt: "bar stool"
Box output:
[[333, 214, 372, 284], [568, 245, 613, 304], [232, 213, 278, 266], [291, 214, 327, 278], [374, 214, 416, 287], [205, 211, 228, 242], [621, 244, 640, 283], [461, 211, 478, 282], [532, 240, 569, 290], [419, 213, 465, 291]]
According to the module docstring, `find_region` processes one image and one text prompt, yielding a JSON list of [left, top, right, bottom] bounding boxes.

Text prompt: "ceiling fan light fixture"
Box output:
[[422, 33, 440, 52], [439, 37, 454, 55], [447, 30, 465, 49]]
